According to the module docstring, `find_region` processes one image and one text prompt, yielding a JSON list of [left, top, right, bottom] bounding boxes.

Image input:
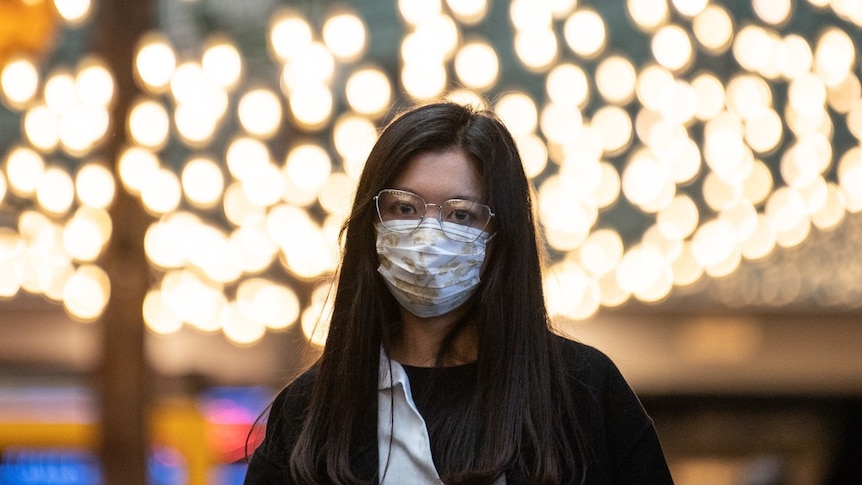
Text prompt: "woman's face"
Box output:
[[387, 147, 495, 279]]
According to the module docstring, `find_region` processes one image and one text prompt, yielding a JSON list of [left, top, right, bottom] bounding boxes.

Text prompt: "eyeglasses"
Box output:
[[373, 189, 495, 242]]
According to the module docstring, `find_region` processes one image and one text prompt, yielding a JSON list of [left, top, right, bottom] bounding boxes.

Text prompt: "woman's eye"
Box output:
[[449, 209, 473, 223], [394, 202, 417, 215]]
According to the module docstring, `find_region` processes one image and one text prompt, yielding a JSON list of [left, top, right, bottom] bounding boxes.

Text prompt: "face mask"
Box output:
[[376, 219, 491, 318]]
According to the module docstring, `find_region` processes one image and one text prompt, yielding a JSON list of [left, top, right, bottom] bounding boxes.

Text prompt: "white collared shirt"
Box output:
[[377, 349, 505, 484]]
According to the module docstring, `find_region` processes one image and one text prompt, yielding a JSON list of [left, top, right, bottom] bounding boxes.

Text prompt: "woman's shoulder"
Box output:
[[552, 333, 618, 375], [271, 365, 319, 416], [550, 333, 641, 401], [260, 365, 319, 451]]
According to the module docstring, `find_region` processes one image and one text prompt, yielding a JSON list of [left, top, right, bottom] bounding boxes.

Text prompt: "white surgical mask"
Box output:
[[376, 219, 491, 318]]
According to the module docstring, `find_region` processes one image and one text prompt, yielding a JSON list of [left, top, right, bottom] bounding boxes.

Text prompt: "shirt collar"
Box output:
[[378, 347, 410, 391]]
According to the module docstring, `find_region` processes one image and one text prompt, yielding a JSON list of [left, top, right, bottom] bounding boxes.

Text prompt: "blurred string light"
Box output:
[[1, 0, 862, 347], [0, 0, 111, 322]]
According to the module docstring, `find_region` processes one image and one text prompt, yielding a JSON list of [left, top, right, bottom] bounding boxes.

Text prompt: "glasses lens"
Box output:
[[442, 200, 491, 230], [376, 190, 424, 232], [440, 200, 491, 242]]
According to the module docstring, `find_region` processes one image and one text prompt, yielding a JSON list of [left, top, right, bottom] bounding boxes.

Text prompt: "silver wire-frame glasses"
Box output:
[[373, 189, 495, 242]]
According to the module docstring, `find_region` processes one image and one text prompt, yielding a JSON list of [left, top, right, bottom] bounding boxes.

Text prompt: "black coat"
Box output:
[[245, 336, 674, 484]]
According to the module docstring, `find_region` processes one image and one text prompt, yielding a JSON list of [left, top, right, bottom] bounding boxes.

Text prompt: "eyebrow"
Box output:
[[388, 187, 485, 204]]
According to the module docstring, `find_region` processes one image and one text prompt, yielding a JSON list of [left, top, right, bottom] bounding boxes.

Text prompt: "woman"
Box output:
[[245, 102, 673, 484]]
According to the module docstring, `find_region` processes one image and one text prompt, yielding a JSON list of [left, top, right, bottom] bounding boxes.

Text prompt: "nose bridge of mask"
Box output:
[[419, 216, 491, 243], [417, 216, 445, 233]]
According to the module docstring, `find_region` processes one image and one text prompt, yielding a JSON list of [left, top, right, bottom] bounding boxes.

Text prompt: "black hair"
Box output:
[[289, 102, 586, 484]]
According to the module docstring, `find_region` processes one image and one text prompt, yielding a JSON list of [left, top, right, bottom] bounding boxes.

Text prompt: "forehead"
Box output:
[[391, 148, 483, 201]]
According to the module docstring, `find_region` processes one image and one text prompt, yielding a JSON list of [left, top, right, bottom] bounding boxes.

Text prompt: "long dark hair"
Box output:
[[290, 102, 586, 484]]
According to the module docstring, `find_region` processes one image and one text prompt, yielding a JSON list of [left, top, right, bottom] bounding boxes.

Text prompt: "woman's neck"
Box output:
[[390, 308, 478, 367]]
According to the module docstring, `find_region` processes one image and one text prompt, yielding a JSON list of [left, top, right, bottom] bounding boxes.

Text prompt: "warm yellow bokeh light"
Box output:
[[495, 92, 538, 137], [692, 5, 733, 54], [657, 194, 699, 240], [284, 143, 332, 194], [545, 260, 600, 320], [1, 57, 40, 109], [75, 57, 114, 108], [182, 157, 224, 209], [345, 67, 392, 117], [54, 0, 91, 24], [36, 166, 75, 216], [509, 0, 552, 31], [161, 269, 225, 332], [236, 278, 300, 330], [63, 264, 110, 322], [226, 136, 271, 183], [547, 63, 590, 109], [222, 302, 267, 346], [454, 40, 499, 91], [23, 104, 60, 152], [516, 134, 549, 179], [332, 114, 377, 180], [281, 42, 335, 91], [241, 162, 285, 208], [322, 11, 367, 62], [564, 9, 607, 59], [398, 0, 442, 26], [288, 84, 333, 131], [579, 229, 624, 276], [733, 25, 780, 76], [143, 289, 183, 335], [616, 244, 670, 296], [636, 64, 676, 111], [446, 0, 488, 24], [301, 283, 333, 347], [622, 149, 673, 209], [838, 148, 862, 212], [117, 146, 160, 196], [401, 63, 447, 101], [202, 37, 243, 91], [752, 0, 793, 26], [318, 172, 356, 218], [228, 223, 278, 273], [691, 72, 726, 121], [171, 62, 207, 105], [174, 95, 225, 147], [5, 146, 45, 197], [627, 0, 669, 32], [223, 183, 266, 228], [652, 24, 694, 72], [144, 212, 198, 269], [540, 102, 584, 144], [75, 162, 115, 209], [135, 33, 177, 93], [595, 56, 637, 105], [141, 168, 182, 215], [537, 175, 597, 251], [269, 9, 313, 63], [514, 29, 559, 72], [63, 206, 112, 262], [591, 106, 633, 155], [127, 98, 170, 149], [238, 88, 282, 138], [814, 28, 857, 88]]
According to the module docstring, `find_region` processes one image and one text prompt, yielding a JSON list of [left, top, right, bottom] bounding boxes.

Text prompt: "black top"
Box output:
[[245, 337, 675, 484]]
